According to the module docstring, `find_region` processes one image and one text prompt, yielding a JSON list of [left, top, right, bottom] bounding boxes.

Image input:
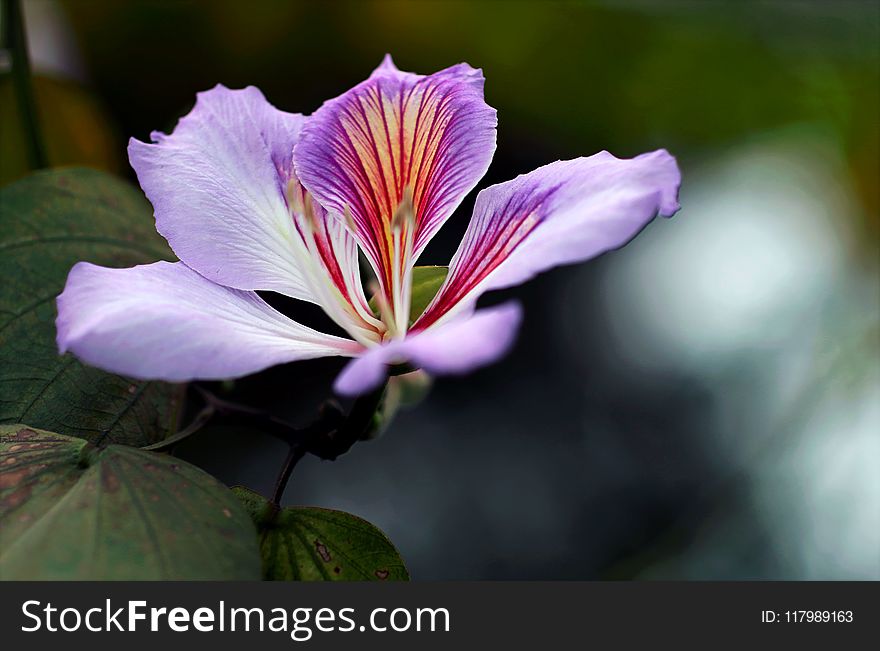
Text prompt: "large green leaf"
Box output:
[[234, 487, 409, 581], [0, 424, 261, 580], [369, 265, 448, 324], [0, 168, 181, 447]]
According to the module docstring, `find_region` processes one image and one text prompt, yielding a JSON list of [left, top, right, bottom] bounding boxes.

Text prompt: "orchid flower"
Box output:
[[56, 56, 681, 396]]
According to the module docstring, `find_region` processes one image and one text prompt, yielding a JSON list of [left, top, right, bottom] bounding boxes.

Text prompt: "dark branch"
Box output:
[[270, 443, 308, 508], [141, 383, 388, 508], [3, 0, 47, 169]]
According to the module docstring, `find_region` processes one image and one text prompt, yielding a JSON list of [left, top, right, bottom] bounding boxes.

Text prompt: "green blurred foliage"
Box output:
[[0, 1, 872, 240], [0, 75, 122, 185], [51, 1, 877, 240]]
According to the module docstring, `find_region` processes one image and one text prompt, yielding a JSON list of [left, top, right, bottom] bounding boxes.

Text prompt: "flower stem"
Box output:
[[268, 384, 386, 507], [141, 402, 215, 452], [270, 443, 308, 507], [141, 383, 388, 507], [3, 0, 47, 169]]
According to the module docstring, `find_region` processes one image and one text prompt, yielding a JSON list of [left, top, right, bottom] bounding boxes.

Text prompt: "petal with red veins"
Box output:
[[287, 176, 383, 344], [293, 55, 497, 292], [415, 150, 681, 329]]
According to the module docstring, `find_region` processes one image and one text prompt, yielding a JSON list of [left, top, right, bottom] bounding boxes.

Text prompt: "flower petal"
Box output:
[[56, 261, 361, 382], [294, 55, 497, 291], [334, 302, 522, 396], [415, 150, 681, 329], [287, 176, 383, 345], [128, 85, 318, 300]]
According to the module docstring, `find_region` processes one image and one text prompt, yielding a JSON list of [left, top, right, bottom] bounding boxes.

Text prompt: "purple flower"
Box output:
[[56, 56, 681, 396]]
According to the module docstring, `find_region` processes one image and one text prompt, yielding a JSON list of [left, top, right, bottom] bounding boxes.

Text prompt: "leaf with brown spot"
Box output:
[[0, 425, 260, 580], [234, 487, 409, 582], [0, 168, 182, 447]]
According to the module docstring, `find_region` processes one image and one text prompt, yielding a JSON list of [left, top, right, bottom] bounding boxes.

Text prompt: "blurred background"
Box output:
[[2, 0, 878, 579]]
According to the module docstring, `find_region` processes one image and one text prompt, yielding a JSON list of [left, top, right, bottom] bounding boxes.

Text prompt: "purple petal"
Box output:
[[129, 85, 318, 300], [293, 55, 497, 293], [415, 150, 681, 328], [334, 302, 522, 396], [56, 261, 361, 382]]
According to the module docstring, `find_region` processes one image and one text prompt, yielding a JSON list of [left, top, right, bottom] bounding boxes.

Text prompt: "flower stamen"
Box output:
[[389, 186, 416, 337], [369, 279, 397, 339]]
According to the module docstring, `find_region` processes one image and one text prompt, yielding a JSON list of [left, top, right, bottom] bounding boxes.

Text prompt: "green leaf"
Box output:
[[0, 424, 261, 580], [0, 168, 182, 447], [369, 265, 448, 323], [234, 487, 409, 581]]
